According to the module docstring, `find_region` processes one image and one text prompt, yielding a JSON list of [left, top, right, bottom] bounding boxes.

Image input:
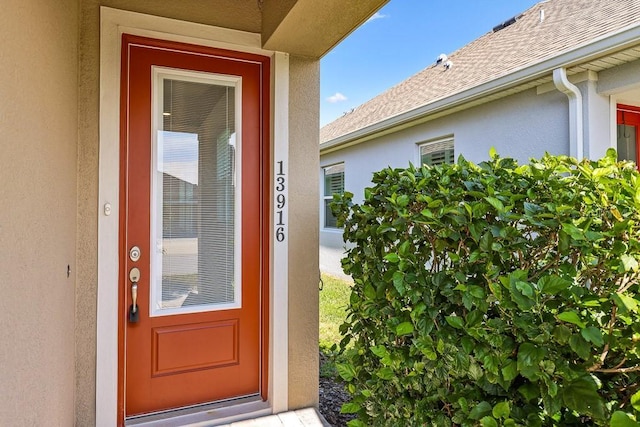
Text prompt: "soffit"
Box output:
[[261, 0, 389, 58]]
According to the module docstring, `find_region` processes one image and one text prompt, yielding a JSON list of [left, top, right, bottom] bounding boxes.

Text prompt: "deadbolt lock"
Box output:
[[129, 246, 141, 262]]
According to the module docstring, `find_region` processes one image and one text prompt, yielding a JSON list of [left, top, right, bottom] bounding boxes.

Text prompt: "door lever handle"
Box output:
[[131, 282, 138, 313], [129, 267, 141, 323]]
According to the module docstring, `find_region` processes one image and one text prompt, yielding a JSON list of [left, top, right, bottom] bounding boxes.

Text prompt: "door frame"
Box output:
[[98, 8, 290, 426]]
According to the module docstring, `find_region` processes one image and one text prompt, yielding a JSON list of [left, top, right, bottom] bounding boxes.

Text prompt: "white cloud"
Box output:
[[366, 12, 387, 23], [327, 92, 347, 103]]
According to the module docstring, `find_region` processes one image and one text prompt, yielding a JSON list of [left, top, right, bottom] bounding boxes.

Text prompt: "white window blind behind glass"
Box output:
[[420, 138, 454, 166], [152, 71, 240, 315], [323, 163, 344, 228]]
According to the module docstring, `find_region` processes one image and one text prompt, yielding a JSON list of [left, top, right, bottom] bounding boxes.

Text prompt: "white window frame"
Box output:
[[418, 136, 455, 166], [150, 67, 243, 317], [322, 162, 344, 229]]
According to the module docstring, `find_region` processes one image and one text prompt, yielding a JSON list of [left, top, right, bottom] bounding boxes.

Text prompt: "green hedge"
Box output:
[[332, 150, 640, 426]]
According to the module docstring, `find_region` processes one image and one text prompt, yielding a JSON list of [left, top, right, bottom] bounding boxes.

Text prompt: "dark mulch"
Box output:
[[318, 352, 356, 427]]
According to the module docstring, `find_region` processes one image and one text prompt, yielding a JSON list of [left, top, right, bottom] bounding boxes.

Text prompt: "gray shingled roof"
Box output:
[[320, 0, 640, 144]]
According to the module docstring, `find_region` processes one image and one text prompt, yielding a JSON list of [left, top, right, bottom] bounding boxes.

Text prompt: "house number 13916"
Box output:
[[275, 161, 286, 242]]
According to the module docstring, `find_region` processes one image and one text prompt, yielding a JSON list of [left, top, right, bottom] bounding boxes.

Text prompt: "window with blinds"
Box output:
[[151, 68, 241, 316], [419, 138, 455, 166], [323, 163, 344, 228]]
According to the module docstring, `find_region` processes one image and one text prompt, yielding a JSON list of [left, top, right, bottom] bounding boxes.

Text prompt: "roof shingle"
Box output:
[[320, 0, 640, 144]]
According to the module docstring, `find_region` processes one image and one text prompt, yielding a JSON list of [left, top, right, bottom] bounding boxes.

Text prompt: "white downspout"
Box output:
[[553, 67, 584, 159]]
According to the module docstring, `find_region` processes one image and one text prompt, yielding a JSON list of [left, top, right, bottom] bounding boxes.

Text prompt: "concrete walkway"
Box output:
[[217, 408, 329, 427]]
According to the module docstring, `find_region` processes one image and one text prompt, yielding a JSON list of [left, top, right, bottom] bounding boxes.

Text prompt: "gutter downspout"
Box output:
[[553, 67, 584, 159]]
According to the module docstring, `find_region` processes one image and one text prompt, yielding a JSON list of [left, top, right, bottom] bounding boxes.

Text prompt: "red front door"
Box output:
[[119, 34, 269, 420], [617, 104, 640, 168]]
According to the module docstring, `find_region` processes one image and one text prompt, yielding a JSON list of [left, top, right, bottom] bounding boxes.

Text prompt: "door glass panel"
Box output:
[[151, 67, 241, 316], [617, 124, 637, 164]]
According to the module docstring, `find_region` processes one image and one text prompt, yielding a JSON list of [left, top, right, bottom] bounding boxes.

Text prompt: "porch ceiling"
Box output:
[[261, 0, 389, 58]]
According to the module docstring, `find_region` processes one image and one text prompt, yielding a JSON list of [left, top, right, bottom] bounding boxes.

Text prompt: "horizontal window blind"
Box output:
[[420, 139, 454, 166], [323, 163, 344, 228]]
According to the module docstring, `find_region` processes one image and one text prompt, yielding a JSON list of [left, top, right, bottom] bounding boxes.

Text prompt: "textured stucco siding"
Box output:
[[0, 0, 79, 424], [320, 88, 570, 275], [287, 56, 320, 409]]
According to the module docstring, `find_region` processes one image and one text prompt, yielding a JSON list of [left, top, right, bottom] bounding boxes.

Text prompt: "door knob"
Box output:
[[129, 267, 141, 323]]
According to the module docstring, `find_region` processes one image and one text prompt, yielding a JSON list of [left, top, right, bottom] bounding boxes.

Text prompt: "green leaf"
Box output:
[[336, 363, 356, 382], [501, 359, 518, 381], [562, 377, 606, 420], [376, 366, 394, 380], [518, 382, 539, 402], [517, 343, 546, 379], [346, 419, 367, 427], [480, 232, 493, 252], [340, 402, 361, 414], [538, 275, 571, 295], [515, 280, 534, 298], [461, 337, 474, 355], [485, 196, 505, 212], [370, 345, 388, 359], [558, 230, 570, 254], [468, 285, 485, 299], [489, 146, 498, 159], [445, 315, 464, 329], [469, 363, 483, 381], [392, 271, 405, 296], [469, 401, 493, 420], [580, 326, 604, 346], [480, 416, 498, 427], [621, 254, 639, 272], [569, 334, 591, 360], [466, 310, 483, 327], [613, 292, 639, 313], [384, 253, 400, 263], [557, 311, 586, 328], [492, 401, 510, 419], [396, 194, 410, 207], [363, 283, 376, 300], [632, 390, 640, 412], [562, 223, 585, 241], [396, 321, 414, 336], [553, 325, 572, 344], [610, 411, 640, 427]]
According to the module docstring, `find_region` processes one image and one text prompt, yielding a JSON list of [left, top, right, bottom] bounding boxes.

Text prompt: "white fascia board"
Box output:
[[320, 22, 640, 154]]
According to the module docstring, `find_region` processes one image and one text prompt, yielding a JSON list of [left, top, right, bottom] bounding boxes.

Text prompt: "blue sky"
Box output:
[[320, 0, 541, 127]]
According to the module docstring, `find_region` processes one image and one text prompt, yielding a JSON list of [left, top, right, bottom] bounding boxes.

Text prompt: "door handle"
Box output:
[[131, 282, 138, 312], [129, 267, 141, 323]]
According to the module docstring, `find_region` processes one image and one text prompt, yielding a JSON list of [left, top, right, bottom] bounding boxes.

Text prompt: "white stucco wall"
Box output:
[[320, 87, 571, 276], [320, 59, 640, 278], [579, 79, 614, 159]]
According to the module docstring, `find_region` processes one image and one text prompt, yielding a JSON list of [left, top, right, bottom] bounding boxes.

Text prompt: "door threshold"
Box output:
[[126, 396, 270, 427]]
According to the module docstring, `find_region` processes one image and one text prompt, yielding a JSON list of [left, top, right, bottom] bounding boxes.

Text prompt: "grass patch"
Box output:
[[319, 273, 352, 348], [319, 273, 352, 378]]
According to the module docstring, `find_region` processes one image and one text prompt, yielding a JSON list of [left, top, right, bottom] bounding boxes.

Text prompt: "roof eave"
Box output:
[[320, 21, 640, 155]]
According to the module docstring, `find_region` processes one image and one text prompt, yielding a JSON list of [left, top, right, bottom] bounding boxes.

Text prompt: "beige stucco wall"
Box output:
[[0, 0, 78, 425], [0, 0, 376, 423], [287, 56, 321, 409]]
